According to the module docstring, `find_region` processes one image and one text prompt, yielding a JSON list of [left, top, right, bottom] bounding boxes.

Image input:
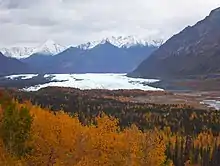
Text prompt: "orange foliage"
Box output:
[[0, 102, 166, 166]]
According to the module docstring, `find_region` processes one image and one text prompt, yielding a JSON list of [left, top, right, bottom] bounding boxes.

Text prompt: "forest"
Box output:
[[1, 87, 220, 165]]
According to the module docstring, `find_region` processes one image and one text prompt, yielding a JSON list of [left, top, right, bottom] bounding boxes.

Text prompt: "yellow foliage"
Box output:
[[0, 102, 166, 166]]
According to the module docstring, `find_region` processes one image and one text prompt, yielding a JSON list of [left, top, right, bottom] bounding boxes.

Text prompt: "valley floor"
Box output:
[[1, 73, 220, 110], [132, 90, 220, 110], [139, 77, 220, 110]]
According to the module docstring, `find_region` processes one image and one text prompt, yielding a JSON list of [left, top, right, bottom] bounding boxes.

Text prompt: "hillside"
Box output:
[[0, 52, 31, 76], [0, 90, 166, 165], [1, 87, 220, 165], [130, 7, 220, 79]]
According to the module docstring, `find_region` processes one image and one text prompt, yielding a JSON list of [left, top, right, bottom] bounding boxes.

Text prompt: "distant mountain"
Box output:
[[22, 39, 158, 73], [0, 52, 31, 75], [0, 40, 66, 59], [33, 40, 66, 56], [130, 7, 220, 79], [78, 36, 163, 50]]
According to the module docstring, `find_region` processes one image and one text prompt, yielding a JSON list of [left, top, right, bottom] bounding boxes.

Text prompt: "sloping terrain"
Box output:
[[0, 52, 31, 76], [131, 7, 220, 79]]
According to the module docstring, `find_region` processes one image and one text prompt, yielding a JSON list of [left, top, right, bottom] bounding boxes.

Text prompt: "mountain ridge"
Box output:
[[1, 36, 162, 59], [130, 7, 220, 79], [78, 36, 163, 50], [0, 40, 66, 59]]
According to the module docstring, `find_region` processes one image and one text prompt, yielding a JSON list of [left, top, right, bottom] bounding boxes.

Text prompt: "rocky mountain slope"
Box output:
[[130, 7, 220, 79]]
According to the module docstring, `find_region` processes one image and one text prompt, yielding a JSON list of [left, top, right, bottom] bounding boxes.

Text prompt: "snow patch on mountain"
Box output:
[[0, 36, 163, 58], [78, 36, 163, 50], [33, 40, 66, 55], [0, 40, 66, 59], [0, 47, 35, 59]]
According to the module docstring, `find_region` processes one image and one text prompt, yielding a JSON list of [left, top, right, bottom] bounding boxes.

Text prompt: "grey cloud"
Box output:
[[0, 0, 39, 9], [0, 11, 59, 27], [0, 0, 220, 47]]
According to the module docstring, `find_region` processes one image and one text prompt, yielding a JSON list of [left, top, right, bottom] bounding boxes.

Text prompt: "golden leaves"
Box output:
[[0, 102, 166, 166]]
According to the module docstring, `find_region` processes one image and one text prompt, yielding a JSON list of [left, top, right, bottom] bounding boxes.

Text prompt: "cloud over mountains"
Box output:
[[0, 0, 220, 47]]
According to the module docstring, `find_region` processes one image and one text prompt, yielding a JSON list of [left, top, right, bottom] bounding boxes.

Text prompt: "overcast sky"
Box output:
[[0, 0, 220, 47]]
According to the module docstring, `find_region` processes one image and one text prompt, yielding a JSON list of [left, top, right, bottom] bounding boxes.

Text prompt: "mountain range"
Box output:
[[78, 36, 163, 49], [2, 7, 220, 78], [130, 7, 220, 79], [22, 41, 158, 73], [0, 40, 66, 59], [0, 36, 160, 74]]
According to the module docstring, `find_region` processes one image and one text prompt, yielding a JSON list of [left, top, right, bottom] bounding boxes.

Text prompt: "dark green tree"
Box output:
[[0, 102, 33, 157]]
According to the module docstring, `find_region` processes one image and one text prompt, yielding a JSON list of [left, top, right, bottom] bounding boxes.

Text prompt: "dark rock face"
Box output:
[[131, 7, 220, 79], [22, 42, 157, 74], [0, 52, 31, 76]]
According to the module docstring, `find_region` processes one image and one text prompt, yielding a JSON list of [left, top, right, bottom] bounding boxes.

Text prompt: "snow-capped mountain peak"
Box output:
[[0, 47, 35, 59], [78, 36, 163, 50], [78, 41, 101, 50], [0, 40, 66, 59], [0, 36, 163, 58], [33, 39, 66, 55]]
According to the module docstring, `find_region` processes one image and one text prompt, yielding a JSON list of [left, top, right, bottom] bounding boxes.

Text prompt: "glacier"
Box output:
[[4, 73, 163, 91], [5, 74, 39, 80]]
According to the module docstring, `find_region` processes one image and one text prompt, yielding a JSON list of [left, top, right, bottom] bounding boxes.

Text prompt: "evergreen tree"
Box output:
[[0, 102, 33, 157]]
